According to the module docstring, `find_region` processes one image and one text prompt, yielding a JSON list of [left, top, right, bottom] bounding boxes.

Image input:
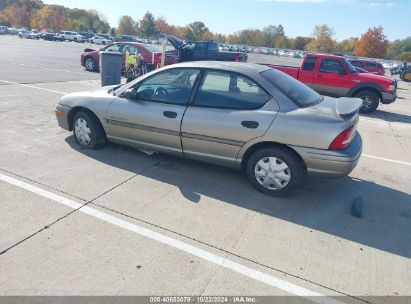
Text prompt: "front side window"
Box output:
[[135, 68, 200, 105], [350, 61, 362, 68], [194, 71, 270, 110], [105, 44, 122, 52], [319, 59, 345, 74], [122, 45, 137, 53]]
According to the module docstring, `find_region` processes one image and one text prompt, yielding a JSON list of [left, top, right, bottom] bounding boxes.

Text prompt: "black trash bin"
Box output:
[[99, 51, 122, 87]]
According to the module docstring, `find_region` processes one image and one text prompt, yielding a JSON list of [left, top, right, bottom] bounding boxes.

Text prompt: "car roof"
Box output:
[[164, 61, 271, 75]]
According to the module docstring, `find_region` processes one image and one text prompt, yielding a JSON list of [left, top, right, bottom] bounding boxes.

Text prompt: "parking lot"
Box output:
[[0, 35, 410, 303]]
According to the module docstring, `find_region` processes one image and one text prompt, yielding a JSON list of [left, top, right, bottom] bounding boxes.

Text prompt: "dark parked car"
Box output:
[[42, 32, 64, 41], [167, 36, 248, 63], [348, 59, 385, 76]]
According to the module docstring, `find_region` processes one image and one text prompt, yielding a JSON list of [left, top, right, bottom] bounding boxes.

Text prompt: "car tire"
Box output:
[[400, 70, 411, 82], [245, 146, 304, 196], [102, 41, 106, 45], [72, 111, 106, 149], [355, 90, 380, 114], [84, 57, 96, 72]]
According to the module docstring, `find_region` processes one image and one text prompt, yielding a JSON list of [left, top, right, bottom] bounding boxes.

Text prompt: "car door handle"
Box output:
[[241, 121, 259, 129], [163, 111, 177, 119], [317, 74, 323, 78]]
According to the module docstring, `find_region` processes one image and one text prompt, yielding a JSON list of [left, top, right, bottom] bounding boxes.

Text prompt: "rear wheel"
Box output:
[[355, 90, 380, 114], [400, 70, 411, 82], [246, 146, 304, 196], [84, 57, 96, 72], [72, 111, 106, 149]]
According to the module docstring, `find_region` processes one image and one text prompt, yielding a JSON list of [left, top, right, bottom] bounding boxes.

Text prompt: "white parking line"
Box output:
[[0, 172, 344, 304], [363, 154, 411, 166], [0, 79, 66, 94], [9, 62, 91, 76]]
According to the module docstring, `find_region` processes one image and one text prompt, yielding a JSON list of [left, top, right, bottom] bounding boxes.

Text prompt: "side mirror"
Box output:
[[121, 88, 138, 99]]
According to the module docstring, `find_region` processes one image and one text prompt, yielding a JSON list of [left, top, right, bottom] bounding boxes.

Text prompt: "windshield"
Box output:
[[343, 58, 357, 73], [143, 44, 161, 52], [261, 69, 323, 107]]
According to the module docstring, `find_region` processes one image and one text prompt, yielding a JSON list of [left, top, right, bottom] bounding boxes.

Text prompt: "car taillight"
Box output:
[[329, 126, 355, 151], [234, 54, 240, 62]]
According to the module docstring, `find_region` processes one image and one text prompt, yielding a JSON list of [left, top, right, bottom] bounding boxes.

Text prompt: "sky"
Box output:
[[42, 0, 410, 41]]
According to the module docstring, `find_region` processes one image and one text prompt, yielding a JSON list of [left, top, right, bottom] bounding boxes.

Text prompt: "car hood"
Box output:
[[58, 86, 117, 107], [167, 35, 183, 49], [355, 72, 392, 84], [307, 96, 362, 118]]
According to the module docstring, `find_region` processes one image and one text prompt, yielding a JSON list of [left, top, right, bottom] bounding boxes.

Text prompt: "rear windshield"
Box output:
[[261, 69, 323, 107]]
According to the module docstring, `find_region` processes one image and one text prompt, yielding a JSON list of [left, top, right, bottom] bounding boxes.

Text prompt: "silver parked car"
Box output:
[[55, 62, 363, 195]]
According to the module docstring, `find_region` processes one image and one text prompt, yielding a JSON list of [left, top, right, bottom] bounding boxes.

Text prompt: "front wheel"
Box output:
[[400, 70, 411, 82], [246, 146, 304, 196], [355, 90, 380, 114], [72, 111, 106, 149], [84, 57, 96, 72]]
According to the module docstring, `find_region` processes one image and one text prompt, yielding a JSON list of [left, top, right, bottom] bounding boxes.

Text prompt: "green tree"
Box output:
[[139, 11, 157, 38], [335, 37, 358, 54], [117, 15, 137, 36], [306, 24, 335, 53], [188, 21, 208, 40]]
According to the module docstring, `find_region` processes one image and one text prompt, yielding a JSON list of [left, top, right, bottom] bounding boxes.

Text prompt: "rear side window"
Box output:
[[302, 57, 317, 71], [261, 69, 323, 107], [365, 62, 377, 68], [105, 44, 122, 52], [319, 59, 345, 74], [194, 70, 270, 110]]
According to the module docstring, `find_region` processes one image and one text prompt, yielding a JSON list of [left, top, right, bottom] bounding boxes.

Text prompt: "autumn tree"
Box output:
[[155, 16, 176, 36], [138, 11, 157, 38], [353, 26, 388, 58], [117, 15, 137, 36], [306, 24, 335, 53]]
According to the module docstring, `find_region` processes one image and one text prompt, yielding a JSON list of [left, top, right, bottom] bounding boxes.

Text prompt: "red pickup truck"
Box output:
[[267, 54, 397, 113]]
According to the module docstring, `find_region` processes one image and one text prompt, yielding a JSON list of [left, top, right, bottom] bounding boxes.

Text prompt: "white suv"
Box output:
[[59, 31, 86, 42]]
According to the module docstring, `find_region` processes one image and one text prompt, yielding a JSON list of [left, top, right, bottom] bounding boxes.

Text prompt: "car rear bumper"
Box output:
[[381, 91, 397, 104], [289, 132, 362, 177], [55, 105, 71, 131]]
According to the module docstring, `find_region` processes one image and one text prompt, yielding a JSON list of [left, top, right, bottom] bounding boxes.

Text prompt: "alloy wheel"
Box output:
[[85, 58, 95, 71], [360, 95, 373, 111]]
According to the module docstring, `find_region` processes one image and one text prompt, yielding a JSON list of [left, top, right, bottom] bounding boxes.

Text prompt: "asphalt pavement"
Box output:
[[0, 35, 410, 304]]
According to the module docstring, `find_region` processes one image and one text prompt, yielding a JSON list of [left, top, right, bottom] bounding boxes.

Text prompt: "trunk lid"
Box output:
[[308, 96, 362, 118]]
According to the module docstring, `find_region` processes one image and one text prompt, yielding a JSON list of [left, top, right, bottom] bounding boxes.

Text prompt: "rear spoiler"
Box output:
[[336, 97, 363, 116]]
